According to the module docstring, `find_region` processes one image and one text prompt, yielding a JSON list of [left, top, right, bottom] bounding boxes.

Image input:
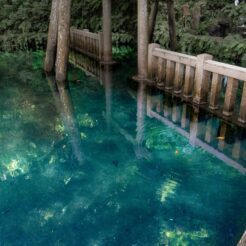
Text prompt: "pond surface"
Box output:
[[0, 52, 246, 246]]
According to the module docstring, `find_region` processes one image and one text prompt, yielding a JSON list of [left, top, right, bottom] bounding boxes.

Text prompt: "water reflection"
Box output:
[[46, 76, 84, 165], [146, 87, 246, 174], [102, 65, 112, 129], [69, 52, 246, 174]]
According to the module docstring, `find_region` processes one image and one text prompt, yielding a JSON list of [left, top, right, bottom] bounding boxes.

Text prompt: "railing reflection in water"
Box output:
[[147, 88, 246, 174], [69, 51, 246, 174]]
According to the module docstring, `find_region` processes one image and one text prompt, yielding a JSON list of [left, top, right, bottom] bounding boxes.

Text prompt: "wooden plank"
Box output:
[[193, 54, 213, 104], [99, 32, 103, 60], [204, 60, 246, 81], [174, 63, 185, 94], [209, 73, 222, 110], [156, 57, 166, 86], [153, 48, 197, 67], [183, 65, 195, 98], [222, 78, 238, 117], [148, 43, 160, 79], [165, 60, 175, 90]]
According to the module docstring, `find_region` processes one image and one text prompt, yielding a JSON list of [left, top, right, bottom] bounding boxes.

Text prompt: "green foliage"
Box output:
[[222, 3, 246, 25], [1, 0, 246, 64], [0, 0, 50, 51], [0, 0, 136, 51], [177, 33, 246, 65], [153, 0, 246, 65], [112, 46, 134, 61], [71, 0, 136, 45]]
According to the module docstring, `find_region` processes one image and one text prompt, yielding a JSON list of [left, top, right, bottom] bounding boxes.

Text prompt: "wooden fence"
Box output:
[[70, 28, 103, 60], [148, 43, 246, 125]]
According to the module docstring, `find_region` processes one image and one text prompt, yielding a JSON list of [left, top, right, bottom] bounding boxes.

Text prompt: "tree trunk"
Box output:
[[137, 0, 149, 79], [56, 0, 71, 82], [149, 0, 159, 43], [191, 3, 201, 31], [102, 0, 112, 62], [166, 0, 177, 51], [44, 0, 60, 73]]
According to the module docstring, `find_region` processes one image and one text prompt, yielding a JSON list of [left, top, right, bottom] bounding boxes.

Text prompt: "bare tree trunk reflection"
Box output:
[[102, 65, 112, 129], [46, 76, 84, 165], [136, 82, 149, 159]]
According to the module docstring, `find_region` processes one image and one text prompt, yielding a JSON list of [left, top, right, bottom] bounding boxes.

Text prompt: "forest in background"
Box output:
[[0, 0, 246, 65]]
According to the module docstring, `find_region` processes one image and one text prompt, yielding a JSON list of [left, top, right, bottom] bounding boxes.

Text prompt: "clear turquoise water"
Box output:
[[0, 52, 246, 246]]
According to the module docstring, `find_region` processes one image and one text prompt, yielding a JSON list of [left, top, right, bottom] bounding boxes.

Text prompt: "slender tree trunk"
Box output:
[[166, 0, 177, 51], [137, 0, 149, 79], [102, 0, 112, 62], [149, 0, 159, 43], [44, 0, 60, 73], [56, 0, 71, 82]]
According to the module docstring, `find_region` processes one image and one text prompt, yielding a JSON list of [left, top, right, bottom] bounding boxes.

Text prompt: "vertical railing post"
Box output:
[[165, 60, 175, 90], [183, 65, 195, 99], [222, 78, 238, 117], [156, 57, 166, 87], [70, 28, 75, 48], [193, 54, 213, 104], [102, 0, 112, 63], [138, 0, 149, 79], [99, 32, 104, 60], [238, 81, 246, 123], [174, 63, 185, 94], [148, 43, 160, 80], [209, 73, 222, 110]]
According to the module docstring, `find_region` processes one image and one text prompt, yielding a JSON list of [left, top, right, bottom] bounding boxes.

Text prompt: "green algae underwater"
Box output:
[[0, 52, 245, 246]]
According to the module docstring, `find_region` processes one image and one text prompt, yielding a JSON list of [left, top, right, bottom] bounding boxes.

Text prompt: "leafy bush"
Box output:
[[222, 3, 246, 26], [112, 46, 134, 61]]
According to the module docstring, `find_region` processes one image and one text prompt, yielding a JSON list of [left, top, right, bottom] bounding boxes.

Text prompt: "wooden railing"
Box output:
[[70, 28, 103, 60], [148, 43, 246, 125]]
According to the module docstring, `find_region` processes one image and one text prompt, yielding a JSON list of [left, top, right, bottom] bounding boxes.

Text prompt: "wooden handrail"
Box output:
[[153, 48, 197, 67], [204, 60, 246, 81]]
